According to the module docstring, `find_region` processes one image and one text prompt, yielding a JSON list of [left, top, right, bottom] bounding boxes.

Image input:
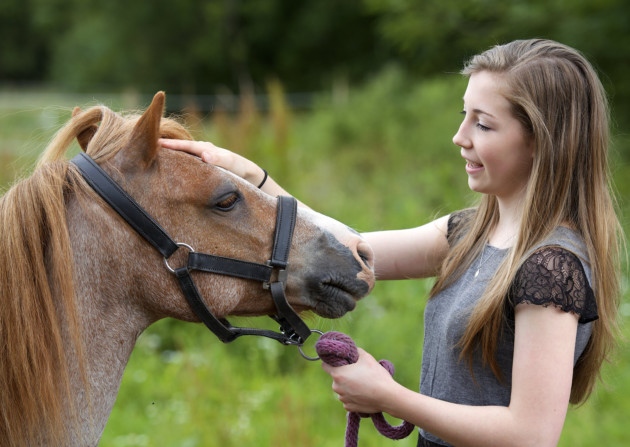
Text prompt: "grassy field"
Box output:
[[1, 73, 629, 446]]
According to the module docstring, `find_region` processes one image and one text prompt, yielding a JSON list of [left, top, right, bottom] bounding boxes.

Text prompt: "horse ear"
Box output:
[[127, 91, 165, 166], [72, 107, 98, 152]]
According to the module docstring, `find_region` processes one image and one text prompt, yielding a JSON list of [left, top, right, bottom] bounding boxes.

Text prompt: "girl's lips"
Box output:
[[465, 160, 484, 174]]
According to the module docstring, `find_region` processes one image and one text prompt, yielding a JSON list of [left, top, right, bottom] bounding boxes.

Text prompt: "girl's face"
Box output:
[[453, 71, 534, 203]]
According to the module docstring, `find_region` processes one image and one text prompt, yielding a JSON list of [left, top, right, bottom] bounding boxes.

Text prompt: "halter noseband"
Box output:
[[71, 152, 312, 346]]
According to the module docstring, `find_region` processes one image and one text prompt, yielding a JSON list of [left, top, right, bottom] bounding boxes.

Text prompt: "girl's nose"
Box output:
[[452, 123, 471, 149]]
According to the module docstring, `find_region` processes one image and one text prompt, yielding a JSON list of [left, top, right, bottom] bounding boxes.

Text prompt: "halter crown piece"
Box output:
[[71, 152, 312, 346]]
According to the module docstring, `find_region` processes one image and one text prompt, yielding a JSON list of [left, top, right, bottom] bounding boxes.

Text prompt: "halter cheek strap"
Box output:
[[71, 152, 311, 345]]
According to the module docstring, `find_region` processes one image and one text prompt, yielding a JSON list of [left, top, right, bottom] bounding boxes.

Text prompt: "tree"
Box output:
[[0, 0, 49, 82], [28, 0, 388, 95], [364, 0, 630, 120]]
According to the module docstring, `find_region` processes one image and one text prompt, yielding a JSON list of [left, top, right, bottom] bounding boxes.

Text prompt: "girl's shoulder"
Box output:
[[513, 228, 598, 324], [529, 226, 590, 273], [447, 208, 476, 245]]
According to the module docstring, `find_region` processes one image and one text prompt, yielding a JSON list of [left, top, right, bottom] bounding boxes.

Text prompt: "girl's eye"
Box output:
[[214, 193, 240, 211], [461, 109, 491, 132]]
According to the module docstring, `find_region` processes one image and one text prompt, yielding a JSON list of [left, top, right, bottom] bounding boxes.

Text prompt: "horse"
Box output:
[[0, 92, 375, 446]]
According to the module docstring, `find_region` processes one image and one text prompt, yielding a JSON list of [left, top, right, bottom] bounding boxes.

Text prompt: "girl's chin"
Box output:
[[467, 179, 487, 194]]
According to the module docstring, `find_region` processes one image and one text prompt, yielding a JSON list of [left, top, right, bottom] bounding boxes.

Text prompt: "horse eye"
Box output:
[[213, 192, 240, 211]]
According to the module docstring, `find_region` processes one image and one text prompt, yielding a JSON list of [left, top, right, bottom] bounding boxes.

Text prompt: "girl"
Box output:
[[160, 39, 622, 446]]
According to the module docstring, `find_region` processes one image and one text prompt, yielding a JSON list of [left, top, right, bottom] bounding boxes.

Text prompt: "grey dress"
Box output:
[[419, 211, 598, 446]]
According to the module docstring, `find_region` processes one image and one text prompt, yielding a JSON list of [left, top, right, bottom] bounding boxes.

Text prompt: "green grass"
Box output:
[[1, 74, 629, 446]]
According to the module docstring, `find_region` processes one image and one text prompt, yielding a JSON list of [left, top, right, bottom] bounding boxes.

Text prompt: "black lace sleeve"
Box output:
[[511, 246, 598, 324]]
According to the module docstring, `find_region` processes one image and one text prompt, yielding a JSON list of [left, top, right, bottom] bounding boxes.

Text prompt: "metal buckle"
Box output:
[[163, 242, 195, 273], [297, 330, 324, 361], [263, 261, 288, 289]]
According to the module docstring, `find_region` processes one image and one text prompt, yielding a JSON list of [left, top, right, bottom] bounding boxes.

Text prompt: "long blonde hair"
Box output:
[[431, 39, 623, 404]]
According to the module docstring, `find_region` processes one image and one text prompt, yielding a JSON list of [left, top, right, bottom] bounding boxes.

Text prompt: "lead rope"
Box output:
[[314, 332, 415, 447]]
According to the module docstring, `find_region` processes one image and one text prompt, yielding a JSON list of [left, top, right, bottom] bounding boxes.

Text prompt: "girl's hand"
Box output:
[[322, 348, 398, 414], [159, 138, 266, 187]]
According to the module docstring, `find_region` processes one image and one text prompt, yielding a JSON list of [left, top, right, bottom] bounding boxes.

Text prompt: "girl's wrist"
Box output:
[[257, 169, 269, 188], [240, 159, 264, 186]]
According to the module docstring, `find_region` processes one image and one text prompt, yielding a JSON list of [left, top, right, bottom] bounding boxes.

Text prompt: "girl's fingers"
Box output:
[[158, 138, 217, 158], [159, 138, 228, 168], [159, 138, 255, 182]]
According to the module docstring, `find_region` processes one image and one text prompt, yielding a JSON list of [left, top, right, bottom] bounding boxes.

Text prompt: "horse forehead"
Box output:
[[157, 150, 206, 177], [140, 151, 221, 193], [160, 152, 242, 183]]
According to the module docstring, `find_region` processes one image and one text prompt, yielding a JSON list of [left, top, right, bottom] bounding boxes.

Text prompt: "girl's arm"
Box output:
[[159, 139, 293, 198], [361, 217, 450, 280], [159, 138, 450, 280], [325, 304, 578, 447]]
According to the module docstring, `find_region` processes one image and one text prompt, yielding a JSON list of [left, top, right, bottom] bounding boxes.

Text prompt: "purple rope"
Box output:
[[315, 331, 415, 447]]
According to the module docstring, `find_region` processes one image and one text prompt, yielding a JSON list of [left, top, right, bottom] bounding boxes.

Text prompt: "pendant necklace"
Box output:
[[474, 247, 497, 278], [474, 234, 516, 278]]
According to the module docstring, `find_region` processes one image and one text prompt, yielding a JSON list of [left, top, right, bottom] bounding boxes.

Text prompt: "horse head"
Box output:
[[70, 92, 374, 326]]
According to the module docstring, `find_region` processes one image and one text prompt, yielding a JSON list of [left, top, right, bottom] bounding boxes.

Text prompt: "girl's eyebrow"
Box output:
[[473, 108, 496, 118], [462, 100, 496, 118], [464, 107, 496, 119]]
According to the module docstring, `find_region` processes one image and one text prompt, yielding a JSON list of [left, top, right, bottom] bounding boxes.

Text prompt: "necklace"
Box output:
[[474, 246, 497, 278], [474, 234, 516, 278]]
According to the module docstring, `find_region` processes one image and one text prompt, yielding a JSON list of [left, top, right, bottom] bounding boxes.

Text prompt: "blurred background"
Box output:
[[1, 1, 629, 446]]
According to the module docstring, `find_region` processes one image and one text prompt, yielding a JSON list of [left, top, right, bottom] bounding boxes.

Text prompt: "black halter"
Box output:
[[71, 152, 312, 345]]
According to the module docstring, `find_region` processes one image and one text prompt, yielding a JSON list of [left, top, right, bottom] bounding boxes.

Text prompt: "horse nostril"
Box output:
[[356, 241, 374, 269]]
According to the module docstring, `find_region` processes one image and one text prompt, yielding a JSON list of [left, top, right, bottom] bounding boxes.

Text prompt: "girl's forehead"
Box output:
[[463, 72, 511, 116]]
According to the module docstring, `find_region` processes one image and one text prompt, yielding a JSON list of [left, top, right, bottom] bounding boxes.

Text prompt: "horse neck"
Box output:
[[65, 196, 156, 445], [71, 291, 146, 444]]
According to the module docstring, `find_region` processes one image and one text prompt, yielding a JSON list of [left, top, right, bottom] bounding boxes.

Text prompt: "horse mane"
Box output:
[[0, 101, 192, 446]]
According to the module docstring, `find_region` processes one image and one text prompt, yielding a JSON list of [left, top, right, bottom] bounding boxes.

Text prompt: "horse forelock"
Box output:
[[0, 101, 192, 446]]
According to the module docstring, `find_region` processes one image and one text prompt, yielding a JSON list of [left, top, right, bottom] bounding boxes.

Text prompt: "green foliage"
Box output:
[[364, 0, 630, 122], [286, 65, 473, 226], [5, 0, 630, 123], [4, 0, 386, 94], [0, 0, 48, 80]]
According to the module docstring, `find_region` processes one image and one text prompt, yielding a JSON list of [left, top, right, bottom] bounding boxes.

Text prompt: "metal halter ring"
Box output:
[[297, 329, 325, 361], [163, 242, 195, 273]]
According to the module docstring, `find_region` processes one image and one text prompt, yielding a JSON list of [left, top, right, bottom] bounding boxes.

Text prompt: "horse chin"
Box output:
[[313, 294, 357, 319], [308, 279, 369, 318], [298, 272, 371, 318]]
